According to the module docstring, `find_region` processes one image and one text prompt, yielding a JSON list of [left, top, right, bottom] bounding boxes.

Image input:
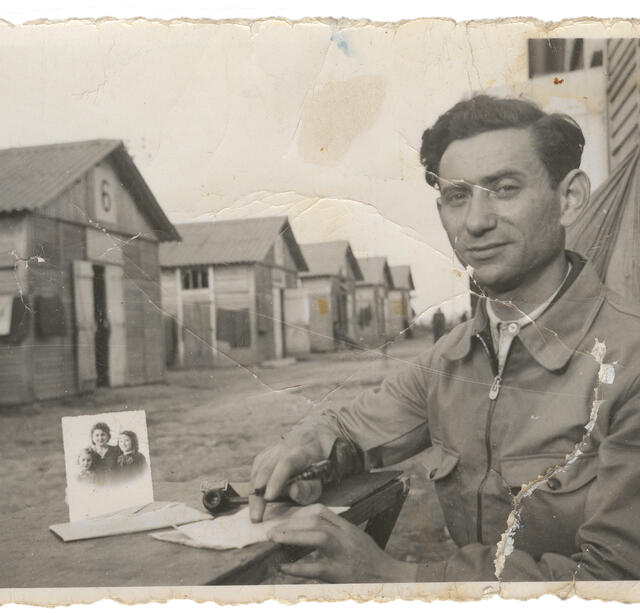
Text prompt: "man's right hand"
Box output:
[[249, 438, 328, 522]]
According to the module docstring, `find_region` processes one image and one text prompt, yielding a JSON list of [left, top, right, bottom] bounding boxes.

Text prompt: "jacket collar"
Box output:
[[441, 254, 606, 371]]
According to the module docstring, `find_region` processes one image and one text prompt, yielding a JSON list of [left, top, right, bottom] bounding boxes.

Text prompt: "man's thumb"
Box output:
[[288, 479, 323, 505]]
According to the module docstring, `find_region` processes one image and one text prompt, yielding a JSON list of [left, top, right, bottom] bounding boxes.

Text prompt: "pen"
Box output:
[[202, 460, 334, 514], [250, 459, 333, 496]]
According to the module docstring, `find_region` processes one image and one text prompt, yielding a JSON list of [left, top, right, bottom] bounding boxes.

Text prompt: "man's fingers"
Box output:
[[269, 510, 334, 533], [267, 528, 329, 548], [287, 479, 322, 505], [309, 504, 353, 530], [289, 503, 348, 529], [279, 561, 329, 581], [248, 493, 266, 523], [250, 448, 279, 490], [264, 450, 311, 501]]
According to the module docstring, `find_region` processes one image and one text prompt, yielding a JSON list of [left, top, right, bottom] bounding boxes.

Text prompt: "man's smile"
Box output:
[[463, 241, 509, 259]]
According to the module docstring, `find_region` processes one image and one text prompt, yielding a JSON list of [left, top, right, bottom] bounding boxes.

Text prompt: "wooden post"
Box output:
[[208, 265, 216, 363], [175, 268, 184, 367], [72, 260, 97, 392], [104, 264, 127, 386]]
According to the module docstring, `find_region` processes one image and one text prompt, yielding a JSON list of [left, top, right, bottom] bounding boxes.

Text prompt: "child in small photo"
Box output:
[[76, 447, 99, 485], [116, 430, 148, 481]]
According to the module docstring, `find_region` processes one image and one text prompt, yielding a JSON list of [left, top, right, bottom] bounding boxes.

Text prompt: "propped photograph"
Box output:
[[61, 410, 153, 521]]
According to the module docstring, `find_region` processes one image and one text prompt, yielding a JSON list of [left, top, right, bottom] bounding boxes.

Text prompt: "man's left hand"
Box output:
[[267, 504, 419, 583]]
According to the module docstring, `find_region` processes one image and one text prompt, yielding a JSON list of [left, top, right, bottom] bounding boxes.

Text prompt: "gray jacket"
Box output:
[[293, 257, 640, 581]]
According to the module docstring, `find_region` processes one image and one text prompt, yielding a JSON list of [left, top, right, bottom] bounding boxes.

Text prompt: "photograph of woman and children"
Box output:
[[77, 424, 147, 485], [62, 410, 153, 522]]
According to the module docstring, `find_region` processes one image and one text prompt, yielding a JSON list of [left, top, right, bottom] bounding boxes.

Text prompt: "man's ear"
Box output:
[[557, 169, 590, 227]]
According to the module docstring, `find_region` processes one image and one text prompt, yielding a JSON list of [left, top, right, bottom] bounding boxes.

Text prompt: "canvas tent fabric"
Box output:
[[566, 146, 640, 303], [160, 217, 307, 271]]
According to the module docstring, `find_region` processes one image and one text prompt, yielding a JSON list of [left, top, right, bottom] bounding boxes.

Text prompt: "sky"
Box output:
[[0, 19, 619, 320]]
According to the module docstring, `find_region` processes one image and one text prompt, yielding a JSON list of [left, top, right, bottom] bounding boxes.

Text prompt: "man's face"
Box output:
[[436, 128, 565, 295]]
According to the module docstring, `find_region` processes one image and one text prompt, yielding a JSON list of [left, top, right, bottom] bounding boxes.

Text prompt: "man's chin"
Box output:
[[468, 267, 519, 296]]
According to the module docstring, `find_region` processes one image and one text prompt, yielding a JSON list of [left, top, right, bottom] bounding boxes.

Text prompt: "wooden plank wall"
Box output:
[[265, 236, 300, 275], [122, 238, 164, 385], [386, 290, 406, 338], [212, 265, 258, 366], [92, 160, 158, 240], [607, 39, 640, 170], [254, 263, 274, 363], [27, 215, 86, 401], [281, 236, 299, 273], [304, 278, 335, 352], [1, 157, 168, 402], [39, 176, 91, 226], [0, 214, 30, 403], [214, 265, 251, 312]]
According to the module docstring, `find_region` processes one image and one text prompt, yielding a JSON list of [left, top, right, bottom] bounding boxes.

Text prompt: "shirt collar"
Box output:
[[441, 253, 605, 370], [486, 261, 573, 346]]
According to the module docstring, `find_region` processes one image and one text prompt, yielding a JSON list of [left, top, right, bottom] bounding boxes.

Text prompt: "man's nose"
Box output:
[[464, 186, 498, 236]]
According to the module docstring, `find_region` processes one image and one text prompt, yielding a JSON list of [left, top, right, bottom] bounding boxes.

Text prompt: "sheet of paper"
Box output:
[[151, 503, 349, 550], [49, 501, 212, 542]]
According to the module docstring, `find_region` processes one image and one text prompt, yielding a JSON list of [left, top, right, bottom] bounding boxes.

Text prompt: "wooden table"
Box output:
[[1, 472, 408, 587]]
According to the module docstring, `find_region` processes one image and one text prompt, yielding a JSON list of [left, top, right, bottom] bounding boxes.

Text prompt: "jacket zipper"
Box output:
[[474, 333, 502, 543]]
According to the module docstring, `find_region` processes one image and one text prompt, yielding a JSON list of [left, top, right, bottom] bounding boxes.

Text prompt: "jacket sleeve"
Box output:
[[417, 374, 640, 582], [286, 348, 433, 469]]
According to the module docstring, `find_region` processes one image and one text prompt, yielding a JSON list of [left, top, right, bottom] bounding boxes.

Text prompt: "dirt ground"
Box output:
[[0, 331, 456, 570]]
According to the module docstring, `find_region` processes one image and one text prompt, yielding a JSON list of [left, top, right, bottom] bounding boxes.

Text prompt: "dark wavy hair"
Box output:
[[119, 430, 139, 453], [420, 95, 585, 189], [90, 422, 111, 441]]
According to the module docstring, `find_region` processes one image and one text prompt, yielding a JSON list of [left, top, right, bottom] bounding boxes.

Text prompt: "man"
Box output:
[[249, 95, 640, 582], [432, 307, 446, 343]]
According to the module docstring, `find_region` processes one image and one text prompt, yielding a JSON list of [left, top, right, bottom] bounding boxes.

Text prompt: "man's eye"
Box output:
[[493, 183, 520, 197], [443, 191, 469, 205]]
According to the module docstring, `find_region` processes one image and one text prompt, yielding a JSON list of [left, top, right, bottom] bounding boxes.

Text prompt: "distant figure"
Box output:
[[432, 308, 446, 343]]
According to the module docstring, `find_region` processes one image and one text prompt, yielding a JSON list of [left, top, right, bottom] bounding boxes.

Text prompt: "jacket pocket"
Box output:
[[498, 452, 599, 558], [499, 452, 598, 494], [422, 444, 470, 546]]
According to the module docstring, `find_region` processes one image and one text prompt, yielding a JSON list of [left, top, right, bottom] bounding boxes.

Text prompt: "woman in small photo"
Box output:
[[116, 430, 148, 481], [89, 422, 120, 482]]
